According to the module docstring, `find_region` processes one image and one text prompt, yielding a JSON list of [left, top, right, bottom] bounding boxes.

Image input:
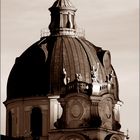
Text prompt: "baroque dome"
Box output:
[[7, 0, 119, 101]]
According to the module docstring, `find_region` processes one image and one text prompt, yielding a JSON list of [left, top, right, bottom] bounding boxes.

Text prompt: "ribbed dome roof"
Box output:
[[7, 36, 109, 99]]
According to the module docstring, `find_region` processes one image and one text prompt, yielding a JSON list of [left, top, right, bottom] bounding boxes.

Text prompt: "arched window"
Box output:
[[31, 107, 42, 138], [8, 111, 12, 136]]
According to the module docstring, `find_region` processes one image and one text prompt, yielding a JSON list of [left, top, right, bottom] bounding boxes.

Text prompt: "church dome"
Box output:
[[7, 0, 119, 101], [7, 36, 108, 99]]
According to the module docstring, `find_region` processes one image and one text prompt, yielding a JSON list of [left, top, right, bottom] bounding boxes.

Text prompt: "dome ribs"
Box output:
[[50, 37, 62, 92], [83, 39, 106, 82], [75, 38, 97, 83], [67, 37, 80, 79], [58, 37, 64, 91], [63, 37, 76, 81], [72, 38, 88, 83], [62, 37, 72, 81]]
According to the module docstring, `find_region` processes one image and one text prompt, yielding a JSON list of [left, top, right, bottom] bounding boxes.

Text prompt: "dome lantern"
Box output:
[[48, 0, 77, 36]]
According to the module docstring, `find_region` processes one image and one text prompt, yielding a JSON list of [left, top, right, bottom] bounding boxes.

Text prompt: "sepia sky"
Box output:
[[1, 0, 139, 139]]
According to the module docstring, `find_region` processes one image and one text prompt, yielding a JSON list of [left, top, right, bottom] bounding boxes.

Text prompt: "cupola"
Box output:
[[49, 0, 77, 36]]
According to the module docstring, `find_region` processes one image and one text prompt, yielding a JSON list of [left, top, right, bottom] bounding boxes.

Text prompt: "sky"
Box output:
[[1, 0, 139, 139]]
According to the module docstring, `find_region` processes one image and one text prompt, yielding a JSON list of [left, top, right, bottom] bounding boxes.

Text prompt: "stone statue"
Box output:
[[107, 70, 116, 93], [63, 68, 67, 85], [75, 73, 83, 81], [63, 68, 70, 85], [91, 63, 99, 83], [107, 70, 115, 83]]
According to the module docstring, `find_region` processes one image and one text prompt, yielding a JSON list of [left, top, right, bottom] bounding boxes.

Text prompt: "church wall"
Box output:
[[4, 97, 50, 138]]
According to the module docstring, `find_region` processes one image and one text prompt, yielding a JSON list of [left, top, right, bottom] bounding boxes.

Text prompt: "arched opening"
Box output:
[[8, 111, 12, 136], [31, 107, 42, 138]]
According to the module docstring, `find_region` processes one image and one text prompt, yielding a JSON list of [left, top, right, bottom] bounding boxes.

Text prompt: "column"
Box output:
[[24, 106, 32, 137], [60, 13, 63, 28], [42, 110, 48, 136]]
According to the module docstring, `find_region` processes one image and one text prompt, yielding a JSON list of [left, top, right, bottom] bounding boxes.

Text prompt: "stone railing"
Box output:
[[66, 80, 90, 94], [40, 27, 85, 38]]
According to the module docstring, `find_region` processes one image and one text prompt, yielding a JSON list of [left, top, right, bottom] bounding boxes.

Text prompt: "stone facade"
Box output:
[[4, 97, 49, 139]]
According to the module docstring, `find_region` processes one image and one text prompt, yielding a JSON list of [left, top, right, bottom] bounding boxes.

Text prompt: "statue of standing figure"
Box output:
[[75, 73, 83, 81], [107, 70, 115, 83], [91, 63, 101, 95], [107, 70, 116, 93], [63, 68, 70, 85], [91, 63, 99, 83]]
